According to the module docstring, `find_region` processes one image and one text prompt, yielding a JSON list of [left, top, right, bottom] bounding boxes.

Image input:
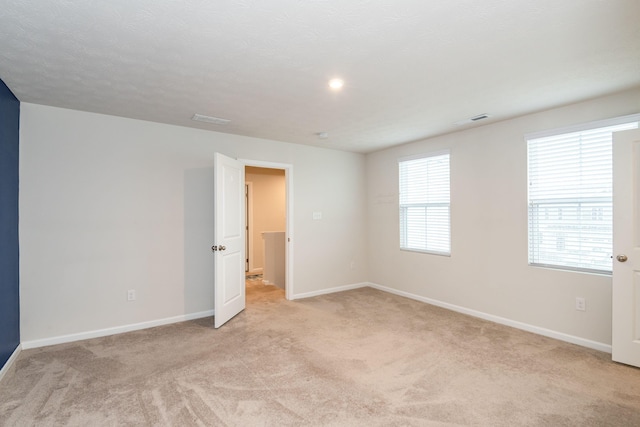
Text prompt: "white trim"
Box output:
[[291, 282, 368, 300], [238, 159, 291, 170], [524, 113, 640, 141], [400, 248, 451, 257], [21, 310, 214, 350], [0, 344, 22, 383], [367, 282, 612, 353], [240, 159, 294, 301], [398, 149, 451, 163], [245, 181, 254, 272], [285, 167, 294, 301], [11, 281, 612, 359]]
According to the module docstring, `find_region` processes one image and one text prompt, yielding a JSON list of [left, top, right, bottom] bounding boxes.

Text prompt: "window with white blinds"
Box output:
[[527, 117, 638, 274], [399, 152, 450, 255]]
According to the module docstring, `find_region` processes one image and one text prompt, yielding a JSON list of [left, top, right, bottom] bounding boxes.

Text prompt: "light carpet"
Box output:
[[1, 284, 639, 426]]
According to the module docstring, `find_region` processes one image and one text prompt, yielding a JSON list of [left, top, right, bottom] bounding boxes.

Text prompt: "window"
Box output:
[[399, 151, 450, 255], [527, 115, 639, 274]]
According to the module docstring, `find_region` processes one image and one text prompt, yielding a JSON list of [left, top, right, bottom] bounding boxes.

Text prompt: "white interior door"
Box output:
[[213, 153, 245, 328], [612, 128, 640, 367]]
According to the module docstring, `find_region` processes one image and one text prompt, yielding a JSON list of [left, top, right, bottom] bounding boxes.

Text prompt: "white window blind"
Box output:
[[527, 120, 638, 274], [399, 152, 450, 255]]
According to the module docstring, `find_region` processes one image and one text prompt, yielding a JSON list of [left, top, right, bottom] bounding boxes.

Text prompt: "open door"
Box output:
[[213, 153, 245, 328], [612, 128, 640, 367]]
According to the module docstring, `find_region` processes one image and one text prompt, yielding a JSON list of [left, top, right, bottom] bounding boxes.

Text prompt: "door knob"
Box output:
[[211, 245, 218, 252], [219, 245, 226, 251], [617, 254, 628, 262]]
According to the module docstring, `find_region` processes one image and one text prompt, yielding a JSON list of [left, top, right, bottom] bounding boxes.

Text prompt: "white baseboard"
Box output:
[[367, 282, 612, 354], [0, 344, 22, 383], [16, 283, 611, 354], [21, 310, 215, 350], [292, 282, 368, 300]]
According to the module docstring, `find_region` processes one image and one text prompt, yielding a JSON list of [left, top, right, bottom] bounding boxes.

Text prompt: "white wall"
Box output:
[[366, 88, 640, 347], [22, 89, 637, 348], [19, 103, 367, 342], [245, 167, 286, 272]]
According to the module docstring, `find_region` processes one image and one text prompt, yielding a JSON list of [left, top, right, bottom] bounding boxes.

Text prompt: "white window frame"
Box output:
[[526, 113, 639, 275], [399, 150, 451, 256]]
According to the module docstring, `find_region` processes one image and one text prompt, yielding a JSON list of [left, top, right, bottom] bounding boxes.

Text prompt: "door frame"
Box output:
[[240, 158, 294, 300], [245, 182, 257, 274]]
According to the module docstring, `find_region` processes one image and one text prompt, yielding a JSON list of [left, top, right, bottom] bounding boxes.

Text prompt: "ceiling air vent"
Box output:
[[453, 113, 490, 126], [191, 113, 231, 125], [470, 114, 489, 121]]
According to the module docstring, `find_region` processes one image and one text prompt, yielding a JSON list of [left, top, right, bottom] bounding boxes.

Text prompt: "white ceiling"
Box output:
[[1, 0, 638, 153]]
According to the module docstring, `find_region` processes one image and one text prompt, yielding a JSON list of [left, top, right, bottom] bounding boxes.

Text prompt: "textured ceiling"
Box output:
[[1, 0, 639, 153]]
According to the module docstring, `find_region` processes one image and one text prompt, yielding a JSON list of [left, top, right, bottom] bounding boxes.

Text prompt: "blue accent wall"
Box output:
[[0, 78, 20, 369]]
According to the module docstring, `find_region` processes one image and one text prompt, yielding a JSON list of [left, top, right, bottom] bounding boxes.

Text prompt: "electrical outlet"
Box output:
[[127, 289, 136, 301], [575, 297, 586, 311]]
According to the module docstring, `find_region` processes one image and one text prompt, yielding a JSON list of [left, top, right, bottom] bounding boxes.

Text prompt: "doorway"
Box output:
[[242, 160, 293, 300]]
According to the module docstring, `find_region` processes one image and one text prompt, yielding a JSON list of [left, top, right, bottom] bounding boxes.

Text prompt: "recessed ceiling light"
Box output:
[[191, 113, 231, 125], [328, 78, 344, 90], [316, 132, 329, 139]]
